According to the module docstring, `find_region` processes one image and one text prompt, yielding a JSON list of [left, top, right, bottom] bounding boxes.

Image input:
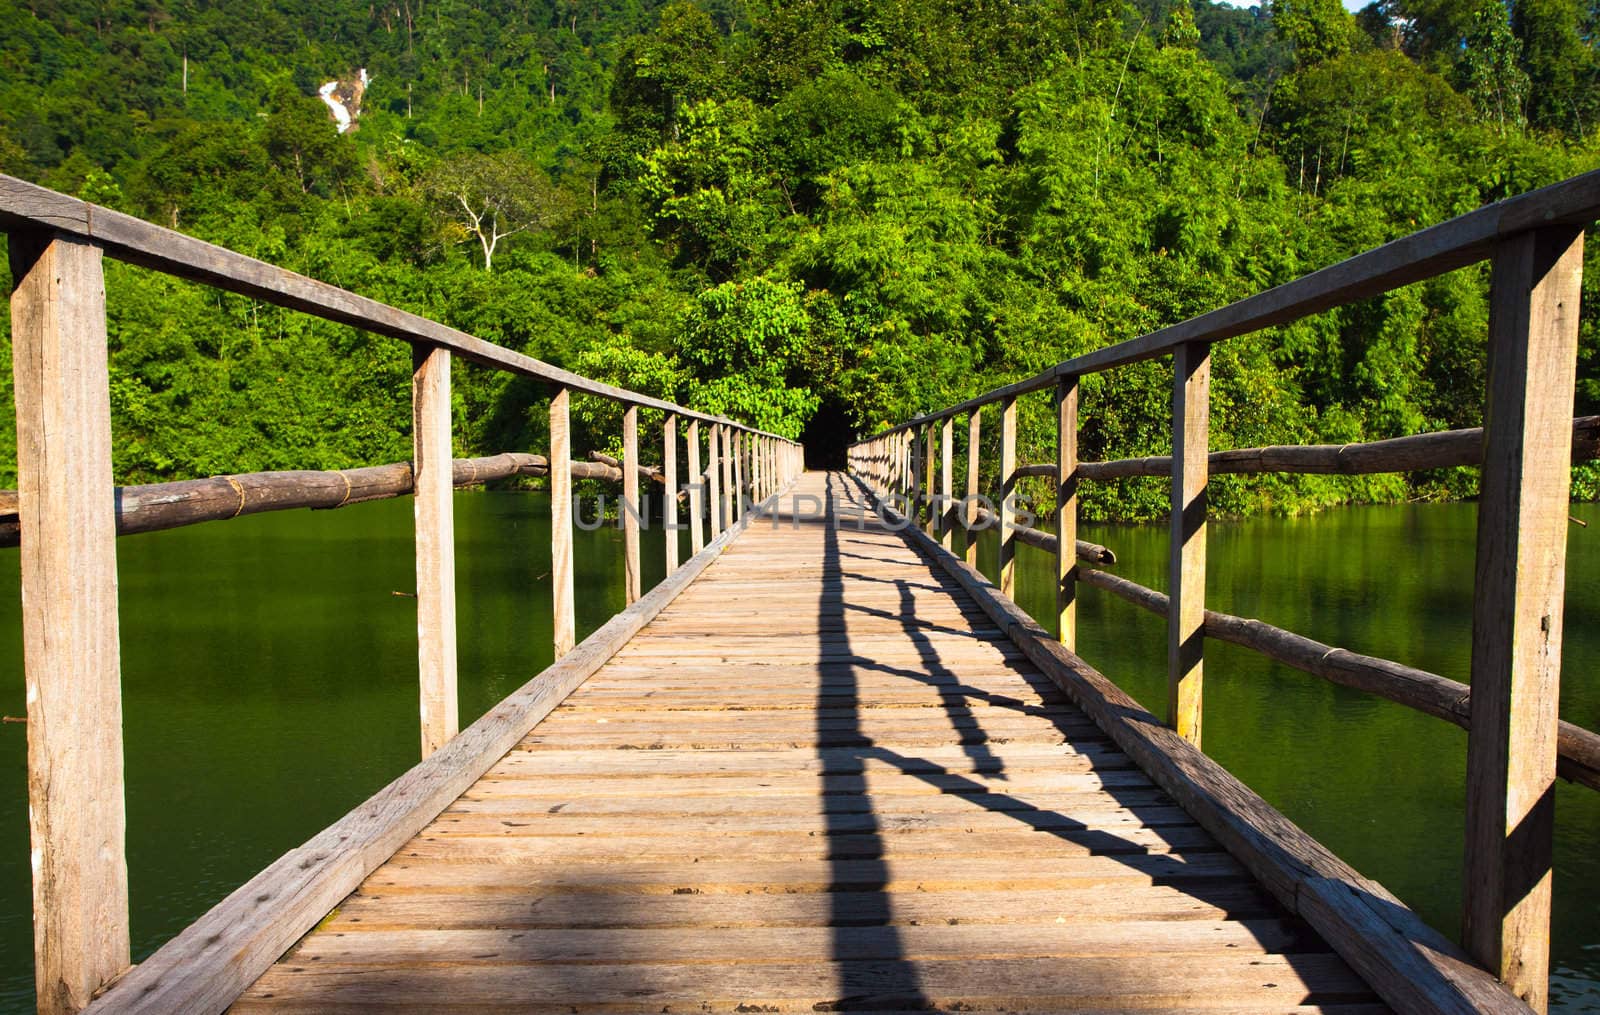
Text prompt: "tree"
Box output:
[[423, 151, 573, 272]]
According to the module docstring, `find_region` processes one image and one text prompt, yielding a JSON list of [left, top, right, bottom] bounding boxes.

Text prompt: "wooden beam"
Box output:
[[82, 495, 764, 1015], [721, 425, 735, 531], [550, 388, 575, 658], [10, 231, 131, 1015], [1463, 226, 1585, 1013], [622, 404, 641, 605], [923, 423, 936, 535], [966, 410, 981, 568], [688, 420, 704, 554], [664, 414, 679, 577], [939, 417, 954, 551], [1169, 342, 1209, 747], [999, 395, 1018, 597], [707, 424, 722, 540], [1057, 375, 1079, 651], [412, 345, 458, 759]]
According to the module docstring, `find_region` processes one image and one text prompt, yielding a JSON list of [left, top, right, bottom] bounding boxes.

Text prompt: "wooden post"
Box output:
[[664, 414, 679, 576], [910, 428, 923, 530], [622, 404, 641, 605], [1057, 375, 1079, 651], [1462, 226, 1585, 1014], [550, 388, 575, 658], [412, 345, 458, 758], [751, 434, 762, 504], [966, 410, 981, 568], [707, 423, 722, 540], [721, 425, 735, 530], [940, 417, 954, 551], [923, 423, 936, 535], [687, 420, 704, 554], [11, 232, 131, 1015], [999, 395, 1017, 597], [733, 429, 745, 522], [1169, 342, 1210, 747]]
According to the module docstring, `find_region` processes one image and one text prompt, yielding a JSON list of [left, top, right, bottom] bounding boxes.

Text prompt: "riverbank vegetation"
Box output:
[[0, 0, 1595, 519]]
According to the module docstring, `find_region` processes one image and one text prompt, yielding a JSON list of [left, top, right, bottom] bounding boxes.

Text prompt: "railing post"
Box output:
[[999, 395, 1018, 597], [1057, 375, 1079, 651], [910, 428, 923, 530], [1169, 342, 1210, 747], [11, 232, 131, 1015], [412, 344, 459, 758], [923, 423, 936, 535], [707, 423, 722, 540], [664, 413, 679, 576], [622, 404, 641, 604], [687, 419, 704, 554], [733, 429, 745, 522], [940, 417, 954, 551], [966, 410, 981, 568], [1462, 225, 1584, 1014], [721, 425, 735, 529], [550, 387, 575, 658]]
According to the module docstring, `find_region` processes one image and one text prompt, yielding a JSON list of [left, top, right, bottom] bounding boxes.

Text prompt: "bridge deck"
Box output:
[[234, 472, 1381, 1012]]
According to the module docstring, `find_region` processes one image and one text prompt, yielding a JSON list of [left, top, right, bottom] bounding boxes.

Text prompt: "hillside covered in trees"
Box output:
[[0, 0, 1596, 519]]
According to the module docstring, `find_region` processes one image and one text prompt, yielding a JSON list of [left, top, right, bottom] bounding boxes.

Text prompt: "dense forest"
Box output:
[[0, 0, 1596, 519]]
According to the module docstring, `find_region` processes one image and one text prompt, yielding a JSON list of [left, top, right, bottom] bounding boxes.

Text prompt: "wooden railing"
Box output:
[[0, 174, 801, 1014], [849, 168, 1600, 1014]]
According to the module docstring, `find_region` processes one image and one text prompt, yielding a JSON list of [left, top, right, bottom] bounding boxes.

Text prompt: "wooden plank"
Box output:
[[967, 409, 981, 567], [10, 231, 131, 1014], [1462, 225, 1585, 1013], [0, 175, 794, 440], [236, 953, 1373, 1011], [1169, 342, 1208, 747], [411, 345, 458, 758], [940, 417, 955, 550], [550, 388, 575, 658], [82, 483, 761, 1015], [734, 429, 745, 522], [687, 419, 704, 554], [924, 422, 936, 535], [622, 404, 640, 604], [1057, 375, 1079, 651], [663, 413, 679, 576], [871, 482, 1536, 1015], [999, 394, 1017, 597], [708, 422, 722, 540], [722, 424, 735, 530]]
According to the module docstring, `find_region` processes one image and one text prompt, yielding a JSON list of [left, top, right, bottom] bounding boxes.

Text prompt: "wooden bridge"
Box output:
[[1, 169, 1598, 1014]]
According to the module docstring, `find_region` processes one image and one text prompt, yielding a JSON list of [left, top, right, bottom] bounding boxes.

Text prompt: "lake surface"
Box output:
[[0, 490, 1596, 1010]]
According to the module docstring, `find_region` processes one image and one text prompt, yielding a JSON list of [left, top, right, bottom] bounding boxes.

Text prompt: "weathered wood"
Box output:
[[733, 429, 745, 522], [11, 231, 131, 1015], [966, 506, 1116, 565], [999, 394, 1017, 597], [868, 481, 1536, 1015], [721, 424, 735, 530], [623, 406, 643, 603], [0, 174, 791, 441], [1076, 567, 1600, 792], [687, 420, 704, 554], [411, 345, 458, 759], [1463, 225, 1585, 1013], [939, 417, 955, 550], [1169, 341, 1209, 747], [1057, 375, 1079, 651], [550, 388, 575, 659], [81, 482, 762, 1015], [923, 422, 936, 535], [967, 409, 981, 567], [707, 423, 723, 540], [664, 414, 679, 576], [1011, 416, 1600, 482]]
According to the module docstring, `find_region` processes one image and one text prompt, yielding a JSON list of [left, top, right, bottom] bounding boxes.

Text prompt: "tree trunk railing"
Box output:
[[0, 172, 803, 1015], [849, 167, 1600, 1015]]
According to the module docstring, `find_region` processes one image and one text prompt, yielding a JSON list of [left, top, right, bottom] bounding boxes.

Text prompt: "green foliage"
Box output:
[[0, 0, 1594, 522]]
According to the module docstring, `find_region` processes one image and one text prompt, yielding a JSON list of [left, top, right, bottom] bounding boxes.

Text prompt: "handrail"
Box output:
[[848, 168, 1597, 1014], [1, 174, 803, 1014]]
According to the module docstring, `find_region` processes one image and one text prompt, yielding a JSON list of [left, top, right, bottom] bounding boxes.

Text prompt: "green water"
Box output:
[[0, 491, 1596, 1010]]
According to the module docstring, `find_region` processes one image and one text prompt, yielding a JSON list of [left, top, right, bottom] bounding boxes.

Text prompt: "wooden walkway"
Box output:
[[235, 472, 1379, 1012]]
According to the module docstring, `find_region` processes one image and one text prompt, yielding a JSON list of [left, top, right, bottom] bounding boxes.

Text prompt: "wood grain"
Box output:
[[550, 388, 575, 658], [622, 404, 640, 605], [412, 345, 458, 758], [1169, 342, 1208, 747]]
